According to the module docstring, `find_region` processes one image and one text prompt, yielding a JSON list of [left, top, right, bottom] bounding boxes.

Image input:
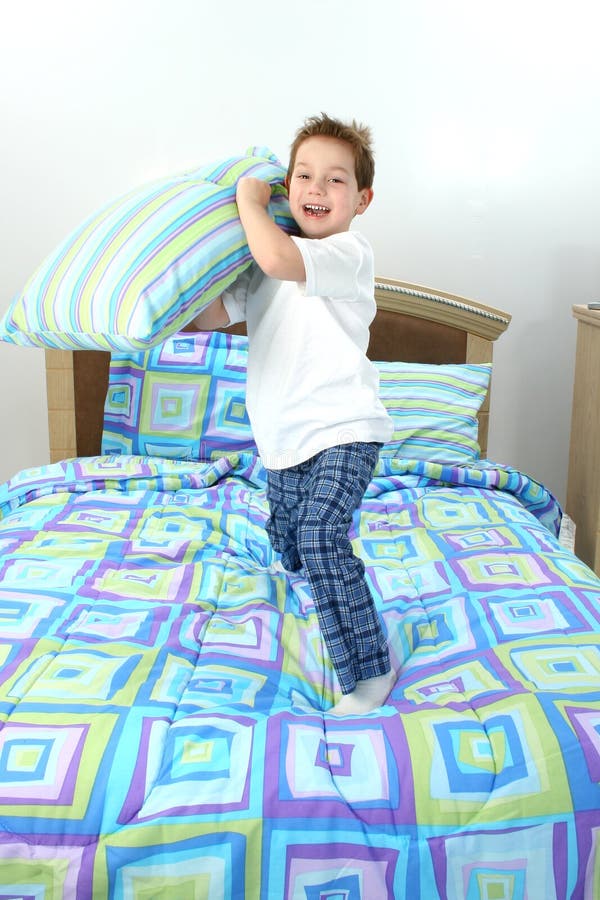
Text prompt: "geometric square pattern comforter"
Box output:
[[0, 452, 598, 899]]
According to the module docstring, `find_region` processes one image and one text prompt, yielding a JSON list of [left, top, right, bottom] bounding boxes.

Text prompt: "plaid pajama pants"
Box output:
[[265, 442, 390, 694]]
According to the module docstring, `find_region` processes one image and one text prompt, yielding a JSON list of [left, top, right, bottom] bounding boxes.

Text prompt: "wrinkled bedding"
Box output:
[[0, 452, 598, 898]]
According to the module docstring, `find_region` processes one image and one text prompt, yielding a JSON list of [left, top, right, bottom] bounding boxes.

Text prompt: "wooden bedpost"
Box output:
[[45, 349, 110, 461]]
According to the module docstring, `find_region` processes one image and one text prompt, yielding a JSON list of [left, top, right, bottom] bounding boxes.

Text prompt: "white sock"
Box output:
[[329, 669, 395, 717]]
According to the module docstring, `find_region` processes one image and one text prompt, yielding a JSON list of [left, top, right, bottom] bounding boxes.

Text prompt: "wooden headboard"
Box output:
[[44, 277, 511, 463]]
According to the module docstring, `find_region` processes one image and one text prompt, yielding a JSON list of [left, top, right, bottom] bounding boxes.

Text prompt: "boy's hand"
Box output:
[[236, 177, 272, 209], [236, 176, 305, 282]]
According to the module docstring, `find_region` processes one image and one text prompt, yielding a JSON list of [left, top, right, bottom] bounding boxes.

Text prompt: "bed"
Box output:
[[1, 276, 599, 900]]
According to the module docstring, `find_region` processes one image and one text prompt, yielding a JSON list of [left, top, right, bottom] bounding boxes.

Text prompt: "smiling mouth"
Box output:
[[303, 204, 330, 217]]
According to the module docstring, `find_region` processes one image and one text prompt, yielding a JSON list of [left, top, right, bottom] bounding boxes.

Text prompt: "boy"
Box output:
[[193, 113, 395, 715]]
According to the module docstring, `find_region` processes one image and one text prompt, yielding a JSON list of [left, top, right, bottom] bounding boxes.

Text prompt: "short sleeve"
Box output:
[[222, 265, 256, 325], [291, 232, 373, 300]]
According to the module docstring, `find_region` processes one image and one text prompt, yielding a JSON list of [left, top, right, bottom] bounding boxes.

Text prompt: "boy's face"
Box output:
[[286, 136, 373, 239]]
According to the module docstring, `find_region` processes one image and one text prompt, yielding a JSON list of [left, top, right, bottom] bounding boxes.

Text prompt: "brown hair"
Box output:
[[287, 112, 375, 190]]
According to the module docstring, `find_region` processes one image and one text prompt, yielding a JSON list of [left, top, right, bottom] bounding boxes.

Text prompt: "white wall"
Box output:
[[1, 0, 599, 505]]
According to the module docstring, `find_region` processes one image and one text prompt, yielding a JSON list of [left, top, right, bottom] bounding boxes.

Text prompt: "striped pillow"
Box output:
[[0, 147, 296, 352], [101, 331, 256, 460], [376, 361, 491, 462]]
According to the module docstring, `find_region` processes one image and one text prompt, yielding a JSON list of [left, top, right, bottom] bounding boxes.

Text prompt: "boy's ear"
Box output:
[[355, 187, 374, 216]]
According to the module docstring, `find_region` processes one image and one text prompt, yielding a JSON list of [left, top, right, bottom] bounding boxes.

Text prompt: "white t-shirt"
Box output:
[[222, 230, 393, 469]]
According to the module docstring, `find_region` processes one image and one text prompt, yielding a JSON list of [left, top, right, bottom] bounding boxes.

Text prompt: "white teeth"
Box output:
[[305, 204, 329, 212]]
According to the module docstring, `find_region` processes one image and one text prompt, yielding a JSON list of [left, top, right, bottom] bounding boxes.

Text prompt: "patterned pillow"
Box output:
[[102, 344, 491, 465], [0, 147, 296, 352], [101, 331, 256, 460], [376, 361, 492, 462]]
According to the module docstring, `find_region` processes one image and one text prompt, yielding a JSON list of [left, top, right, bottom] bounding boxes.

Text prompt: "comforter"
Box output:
[[0, 453, 598, 899]]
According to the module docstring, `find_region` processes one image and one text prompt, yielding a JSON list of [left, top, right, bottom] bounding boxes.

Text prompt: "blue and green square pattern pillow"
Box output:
[[102, 331, 256, 460], [102, 333, 491, 465]]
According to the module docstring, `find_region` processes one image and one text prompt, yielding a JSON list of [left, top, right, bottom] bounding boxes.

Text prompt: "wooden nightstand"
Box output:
[[566, 304, 600, 577]]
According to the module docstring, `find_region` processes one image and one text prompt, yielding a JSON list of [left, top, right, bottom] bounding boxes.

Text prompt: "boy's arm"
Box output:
[[236, 177, 305, 282], [187, 296, 230, 331]]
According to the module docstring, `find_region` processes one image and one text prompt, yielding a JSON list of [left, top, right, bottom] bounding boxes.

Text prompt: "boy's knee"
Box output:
[[296, 519, 350, 563]]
